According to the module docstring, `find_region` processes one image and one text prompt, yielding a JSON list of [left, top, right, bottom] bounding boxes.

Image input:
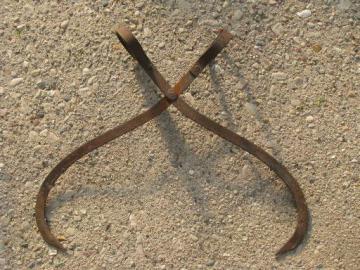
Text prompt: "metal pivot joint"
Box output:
[[35, 26, 309, 258]]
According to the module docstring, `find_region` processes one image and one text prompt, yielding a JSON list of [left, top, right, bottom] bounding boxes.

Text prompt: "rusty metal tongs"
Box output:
[[35, 26, 309, 258]]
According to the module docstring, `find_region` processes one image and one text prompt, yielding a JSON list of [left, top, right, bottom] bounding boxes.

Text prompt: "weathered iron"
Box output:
[[35, 26, 309, 257]]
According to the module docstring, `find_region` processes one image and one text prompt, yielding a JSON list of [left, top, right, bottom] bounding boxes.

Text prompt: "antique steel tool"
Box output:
[[35, 26, 309, 257]]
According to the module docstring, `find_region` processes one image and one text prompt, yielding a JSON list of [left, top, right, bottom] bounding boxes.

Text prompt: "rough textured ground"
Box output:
[[1, 0, 359, 269]]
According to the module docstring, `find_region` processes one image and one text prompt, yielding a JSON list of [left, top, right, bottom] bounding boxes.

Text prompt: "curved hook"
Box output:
[[173, 98, 309, 256], [35, 98, 171, 251]]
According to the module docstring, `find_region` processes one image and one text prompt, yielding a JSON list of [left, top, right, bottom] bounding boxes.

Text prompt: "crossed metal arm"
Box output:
[[35, 26, 309, 257]]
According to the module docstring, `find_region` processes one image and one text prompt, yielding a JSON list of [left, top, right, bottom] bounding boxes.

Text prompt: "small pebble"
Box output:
[[47, 132, 59, 143], [79, 87, 90, 97], [312, 44, 322, 53], [305, 116, 314, 123], [17, 24, 26, 31], [36, 79, 56, 90], [9, 78, 23, 86], [244, 102, 257, 115], [272, 72, 287, 81], [308, 123, 315, 128], [183, 92, 195, 104], [0, 87, 4, 95], [82, 68, 90, 76], [271, 22, 284, 35], [143, 27, 151, 38], [66, 227, 76, 236], [296, 9, 312, 18], [60, 20, 69, 29], [337, 0, 352, 10], [241, 164, 252, 178], [23, 61, 29, 69], [189, 169, 195, 176], [347, 91, 356, 98], [233, 10, 243, 20], [293, 77, 303, 87], [57, 235, 66, 242], [24, 181, 32, 188], [236, 80, 247, 90], [31, 69, 41, 77], [29, 131, 40, 142], [212, 64, 223, 74], [101, 0, 110, 7], [49, 68, 57, 76], [206, 259, 215, 266], [0, 108, 8, 117], [87, 76, 96, 85], [48, 247, 57, 256], [39, 129, 48, 137], [36, 110, 45, 119], [27, 262, 36, 269], [201, 19, 219, 27], [290, 98, 301, 107], [135, 1, 144, 8], [129, 213, 137, 228], [342, 181, 350, 189], [158, 42, 165, 49]]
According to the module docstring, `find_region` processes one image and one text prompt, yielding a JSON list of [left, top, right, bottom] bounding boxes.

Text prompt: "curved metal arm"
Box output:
[[35, 98, 171, 251], [173, 98, 308, 256]]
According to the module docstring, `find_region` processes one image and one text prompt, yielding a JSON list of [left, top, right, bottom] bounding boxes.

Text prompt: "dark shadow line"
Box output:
[[134, 63, 211, 220], [222, 51, 283, 162], [208, 61, 236, 130]]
